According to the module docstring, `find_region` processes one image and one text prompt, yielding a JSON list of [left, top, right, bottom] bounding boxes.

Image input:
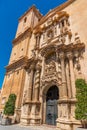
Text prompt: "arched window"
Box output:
[[24, 17, 27, 23]]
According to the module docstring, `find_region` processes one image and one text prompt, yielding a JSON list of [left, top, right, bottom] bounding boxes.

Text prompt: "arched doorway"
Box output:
[[46, 85, 59, 125]]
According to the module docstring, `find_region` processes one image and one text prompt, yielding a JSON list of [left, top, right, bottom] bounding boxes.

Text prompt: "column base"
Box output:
[[30, 101, 41, 125], [21, 117, 41, 126], [20, 116, 30, 125], [30, 117, 41, 125], [57, 98, 79, 130], [57, 118, 81, 130], [21, 101, 41, 125], [15, 108, 21, 123]]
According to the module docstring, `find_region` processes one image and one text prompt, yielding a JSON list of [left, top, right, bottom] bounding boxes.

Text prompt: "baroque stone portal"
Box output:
[[0, 0, 87, 130]]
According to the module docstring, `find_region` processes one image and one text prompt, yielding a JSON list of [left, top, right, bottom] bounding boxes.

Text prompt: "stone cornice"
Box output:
[[24, 56, 42, 71], [12, 27, 32, 45], [40, 44, 56, 57], [5, 56, 28, 72], [58, 98, 77, 104], [42, 0, 75, 22], [57, 42, 85, 52], [34, 0, 76, 31], [24, 57, 38, 70], [34, 27, 42, 34], [40, 42, 85, 57], [23, 100, 41, 105], [34, 11, 69, 34]]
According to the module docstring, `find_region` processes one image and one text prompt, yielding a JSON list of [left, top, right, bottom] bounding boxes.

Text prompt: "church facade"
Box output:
[[0, 0, 87, 130]]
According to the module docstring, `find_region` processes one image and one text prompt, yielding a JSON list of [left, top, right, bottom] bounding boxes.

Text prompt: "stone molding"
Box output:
[[13, 27, 32, 44], [59, 52, 65, 59], [40, 42, 85, 57], [66, 51, 73, 59], [34, 11, 69, 35], [58, 99, 77, 104], [34, 0, 76, 30], [6, 56, 28, 72]]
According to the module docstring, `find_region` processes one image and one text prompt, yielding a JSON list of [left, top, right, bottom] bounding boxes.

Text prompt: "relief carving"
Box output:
[[58, 35, 66, 44], [74, 56, 81, 79], [74, 33, 81, 44], [44, 61, 56, 75]]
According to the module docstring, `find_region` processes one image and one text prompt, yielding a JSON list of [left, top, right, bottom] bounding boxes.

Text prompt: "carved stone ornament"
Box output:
[[74, 33, 81, 44], [47, 17, 53, 26], [41, 45, 56, 57], [59, 35, 66, 44], [44, 61, 56, 75], [31, 49, 36, 58]]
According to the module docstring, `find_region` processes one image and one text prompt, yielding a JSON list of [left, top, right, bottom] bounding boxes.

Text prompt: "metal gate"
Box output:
[[46, 99, 58, 125]]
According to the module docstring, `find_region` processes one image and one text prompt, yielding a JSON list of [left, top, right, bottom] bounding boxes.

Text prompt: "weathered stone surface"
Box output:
[[0, 1, 87, 130]]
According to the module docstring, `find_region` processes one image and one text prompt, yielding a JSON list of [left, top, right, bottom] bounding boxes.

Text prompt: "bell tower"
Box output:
[[0, 5, 42, 122]]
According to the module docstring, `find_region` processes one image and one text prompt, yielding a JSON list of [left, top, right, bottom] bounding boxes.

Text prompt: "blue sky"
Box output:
[[0, 0, 67, 88]]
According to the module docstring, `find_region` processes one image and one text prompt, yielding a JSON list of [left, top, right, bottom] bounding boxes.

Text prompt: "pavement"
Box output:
[[0, 124, 58, 130]]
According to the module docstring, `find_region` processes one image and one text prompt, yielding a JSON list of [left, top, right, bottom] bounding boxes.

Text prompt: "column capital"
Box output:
[[36, 61, 42, 70], [59, 52, 65, 59], [67, 52, 73, 59], [30, 64, 35, 70], [74, 50, 79, 58], [36, 64, 41, 71], [35, 33, 41, 38]]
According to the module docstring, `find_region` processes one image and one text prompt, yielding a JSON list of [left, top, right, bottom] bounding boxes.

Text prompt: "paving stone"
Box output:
[[0, 124, 58, 130]]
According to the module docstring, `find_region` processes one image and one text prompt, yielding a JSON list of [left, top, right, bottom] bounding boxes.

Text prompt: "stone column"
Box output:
[[35, 34, 40, 59], [64, 19, 67, 27], [59, 52, 67, 98], [65, 60, 72, 98], [41, 57, 45, 78], [22, 70, 30, 103], [27, 65, 34, 101], [30, 64, 41, 125], [56, 51, 62, 98], [59, 22, 63, 33], [34, 65, 41, 101], [36, 34, 40, 48], [57, 22, 60, 36], [67, 52, 76, 98], [53, 23, 57, 36]]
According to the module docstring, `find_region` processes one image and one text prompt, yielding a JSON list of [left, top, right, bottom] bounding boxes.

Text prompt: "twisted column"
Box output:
[[59, 52, 67, 98], [65, 60, 72, 98], [67, 52, 76, 98], [34, 64, 41, 101], [22, 70, 30, 103], [27, 65, 34, 101]]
